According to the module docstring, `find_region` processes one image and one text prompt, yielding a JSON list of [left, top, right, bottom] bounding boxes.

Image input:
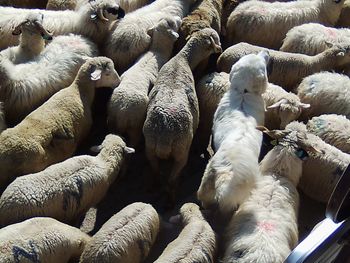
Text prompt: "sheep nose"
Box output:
[[117, 8, 125, 18]]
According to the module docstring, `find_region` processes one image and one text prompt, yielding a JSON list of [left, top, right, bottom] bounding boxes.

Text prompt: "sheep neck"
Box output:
[[180, 38, 210, 71], [259, 147, 302, 186], [19, 32, 45, 59], [74, 76, 97, 106], [150, 35, 176, 59], [312, 49, 342, 71], [97, 147, 124, 179]]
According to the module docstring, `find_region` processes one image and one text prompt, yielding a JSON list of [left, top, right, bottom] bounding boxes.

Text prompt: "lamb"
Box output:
[[0, 134, 134, 226], [337, 0, 350, 27], [154, 203, 216, 263], [217, 42, 350, 91], [0, 102, 6, 133], [0, 0, 125, 50], [0, 34, 98, 124], [79, 202, 159, 263], [143, 28, 222, 202], [226, 0, 345, 49], [306, 114, 350, 154], [280, 23, 350, 56], [176, 0, 224, 50], [0, 57, 120, 189], [297, 72, 350, 120], [222, 124, 320, 263], [0, 13, 53, 64], [103, 0, 195, 73], [0, 217, 91, 263], [285, 121, 350, 204], [197, 51, 269, 217], [107, 16, 181, 147]]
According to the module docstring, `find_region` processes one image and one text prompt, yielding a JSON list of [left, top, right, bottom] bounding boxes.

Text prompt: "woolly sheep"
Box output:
[[306, 114, 350, 154], [197, 51, 269, 217], [0, 57, 120, 189], [0, 134, 134, 226], [107, 16, 181, 147], [0, 102, 6, 133], [286, 121, 350, 204], [0, 217, 91, 263], [79, 202, 159, 263], [297, 72, 350, 120], [222, 125, 320, 263], [0, 34, 98, 124], [47, 0, 148, 13], [0, 13, 53, 64], [143, 28, 222, 202], [337, 0, 350, 27], [103, 0, 195, 73], [0, 0, 47, 8], [217, 42, 350, 91], [0, 0, 125, 50], [280, 23, 350, 56], [176, 0, 224, 49], [154, 203, 216, 263], [226, 0, 345, 49]]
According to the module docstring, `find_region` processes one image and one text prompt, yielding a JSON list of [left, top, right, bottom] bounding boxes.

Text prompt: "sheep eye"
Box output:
[[295, 148, 309, 160]]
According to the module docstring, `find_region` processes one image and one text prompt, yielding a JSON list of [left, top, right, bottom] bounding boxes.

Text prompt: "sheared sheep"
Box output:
[[0, 13, 53, 64], [226, 0, 345, 49], [197, 51, 269, 217], [306, 114, 350, 154], [154, 203, 216, 262], [280, 23, 350, 56], [107, 16, 181, 147], [103, 0, 195, 73], [0, 34, 98, 124], [143, 28, 222, 203], [297, 72, 350, 120], [79, 202, 159, 263], [0, 0, 125, 50], [222, 125, 320, 263], [0, 134, 134, 226], [0, 217, 91, 263], [0, 56, 120, 189], [217, 42, 350, 91], [285, 121, 350, 204]]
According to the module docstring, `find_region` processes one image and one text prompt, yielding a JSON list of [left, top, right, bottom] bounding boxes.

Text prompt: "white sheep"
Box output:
[[154, 203, 216, 263], [197, 51, 269, 217], [0, 217, 91, 263], [103, 0, 195, 73], [0, 13, 53, 64], [297, 71, 350, 120], [226, 0, 346, 49], [217, 42, 350, 91], [0, 102, 6, 133], [0, 34, 98, 124], [286, 121, 350, 204], [107, 16, 181, 147], [0, 0, 125, 50], [306, 114, 350, 154], [79, 202, 160, 263], [222, 124, 320, 263], [0, 134, 134, 226], [0, 57, 120, 189], [280, 23, 350, 56], [143, 28, 222, 202]]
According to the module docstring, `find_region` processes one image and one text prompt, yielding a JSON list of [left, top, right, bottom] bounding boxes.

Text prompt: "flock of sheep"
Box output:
[[0, 0, 349, 262]]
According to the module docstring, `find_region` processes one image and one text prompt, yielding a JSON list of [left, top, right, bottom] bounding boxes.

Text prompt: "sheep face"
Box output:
[[91, 134, 135, 155], [267, 99, 310, 129], [89, 0, 125, 22], [12, 13, 53, 41], [148, 16, 182, 42], [332, 44, 350, 67], [229, 51, 270, 95], [192, 28, 222, 54], [85, 57, 121, 88]]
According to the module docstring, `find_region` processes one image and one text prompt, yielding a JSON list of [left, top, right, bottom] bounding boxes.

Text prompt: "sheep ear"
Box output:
[[210, 36, 222, 53], [90, 145, 102, 153], [124, 146, 135, 154], [267, 99, 287, 109], [90, 68, 102, 81], [12, 25, 22, 35], [299, 102, 310, 109], [325, 41, 333, 48], [258, 50, 270, 65], [169, 29, 179, 39], [147, 27, 154, 38]]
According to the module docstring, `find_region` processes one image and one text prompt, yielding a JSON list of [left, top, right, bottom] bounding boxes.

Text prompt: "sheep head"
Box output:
[[147, 16, 182, 42], [89, 0, 125, 22]]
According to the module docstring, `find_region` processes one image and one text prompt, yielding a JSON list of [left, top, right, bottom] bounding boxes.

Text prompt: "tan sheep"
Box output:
[[0, 57, 120, 189], [0, 134, 134, 226], [0, 217, 91, 263], [154, 203, 216, 262], [107, 16, 181, 147], [143, 28, 222, 202], [79, 202, 160, 263], [217, 42, 350, 91]]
